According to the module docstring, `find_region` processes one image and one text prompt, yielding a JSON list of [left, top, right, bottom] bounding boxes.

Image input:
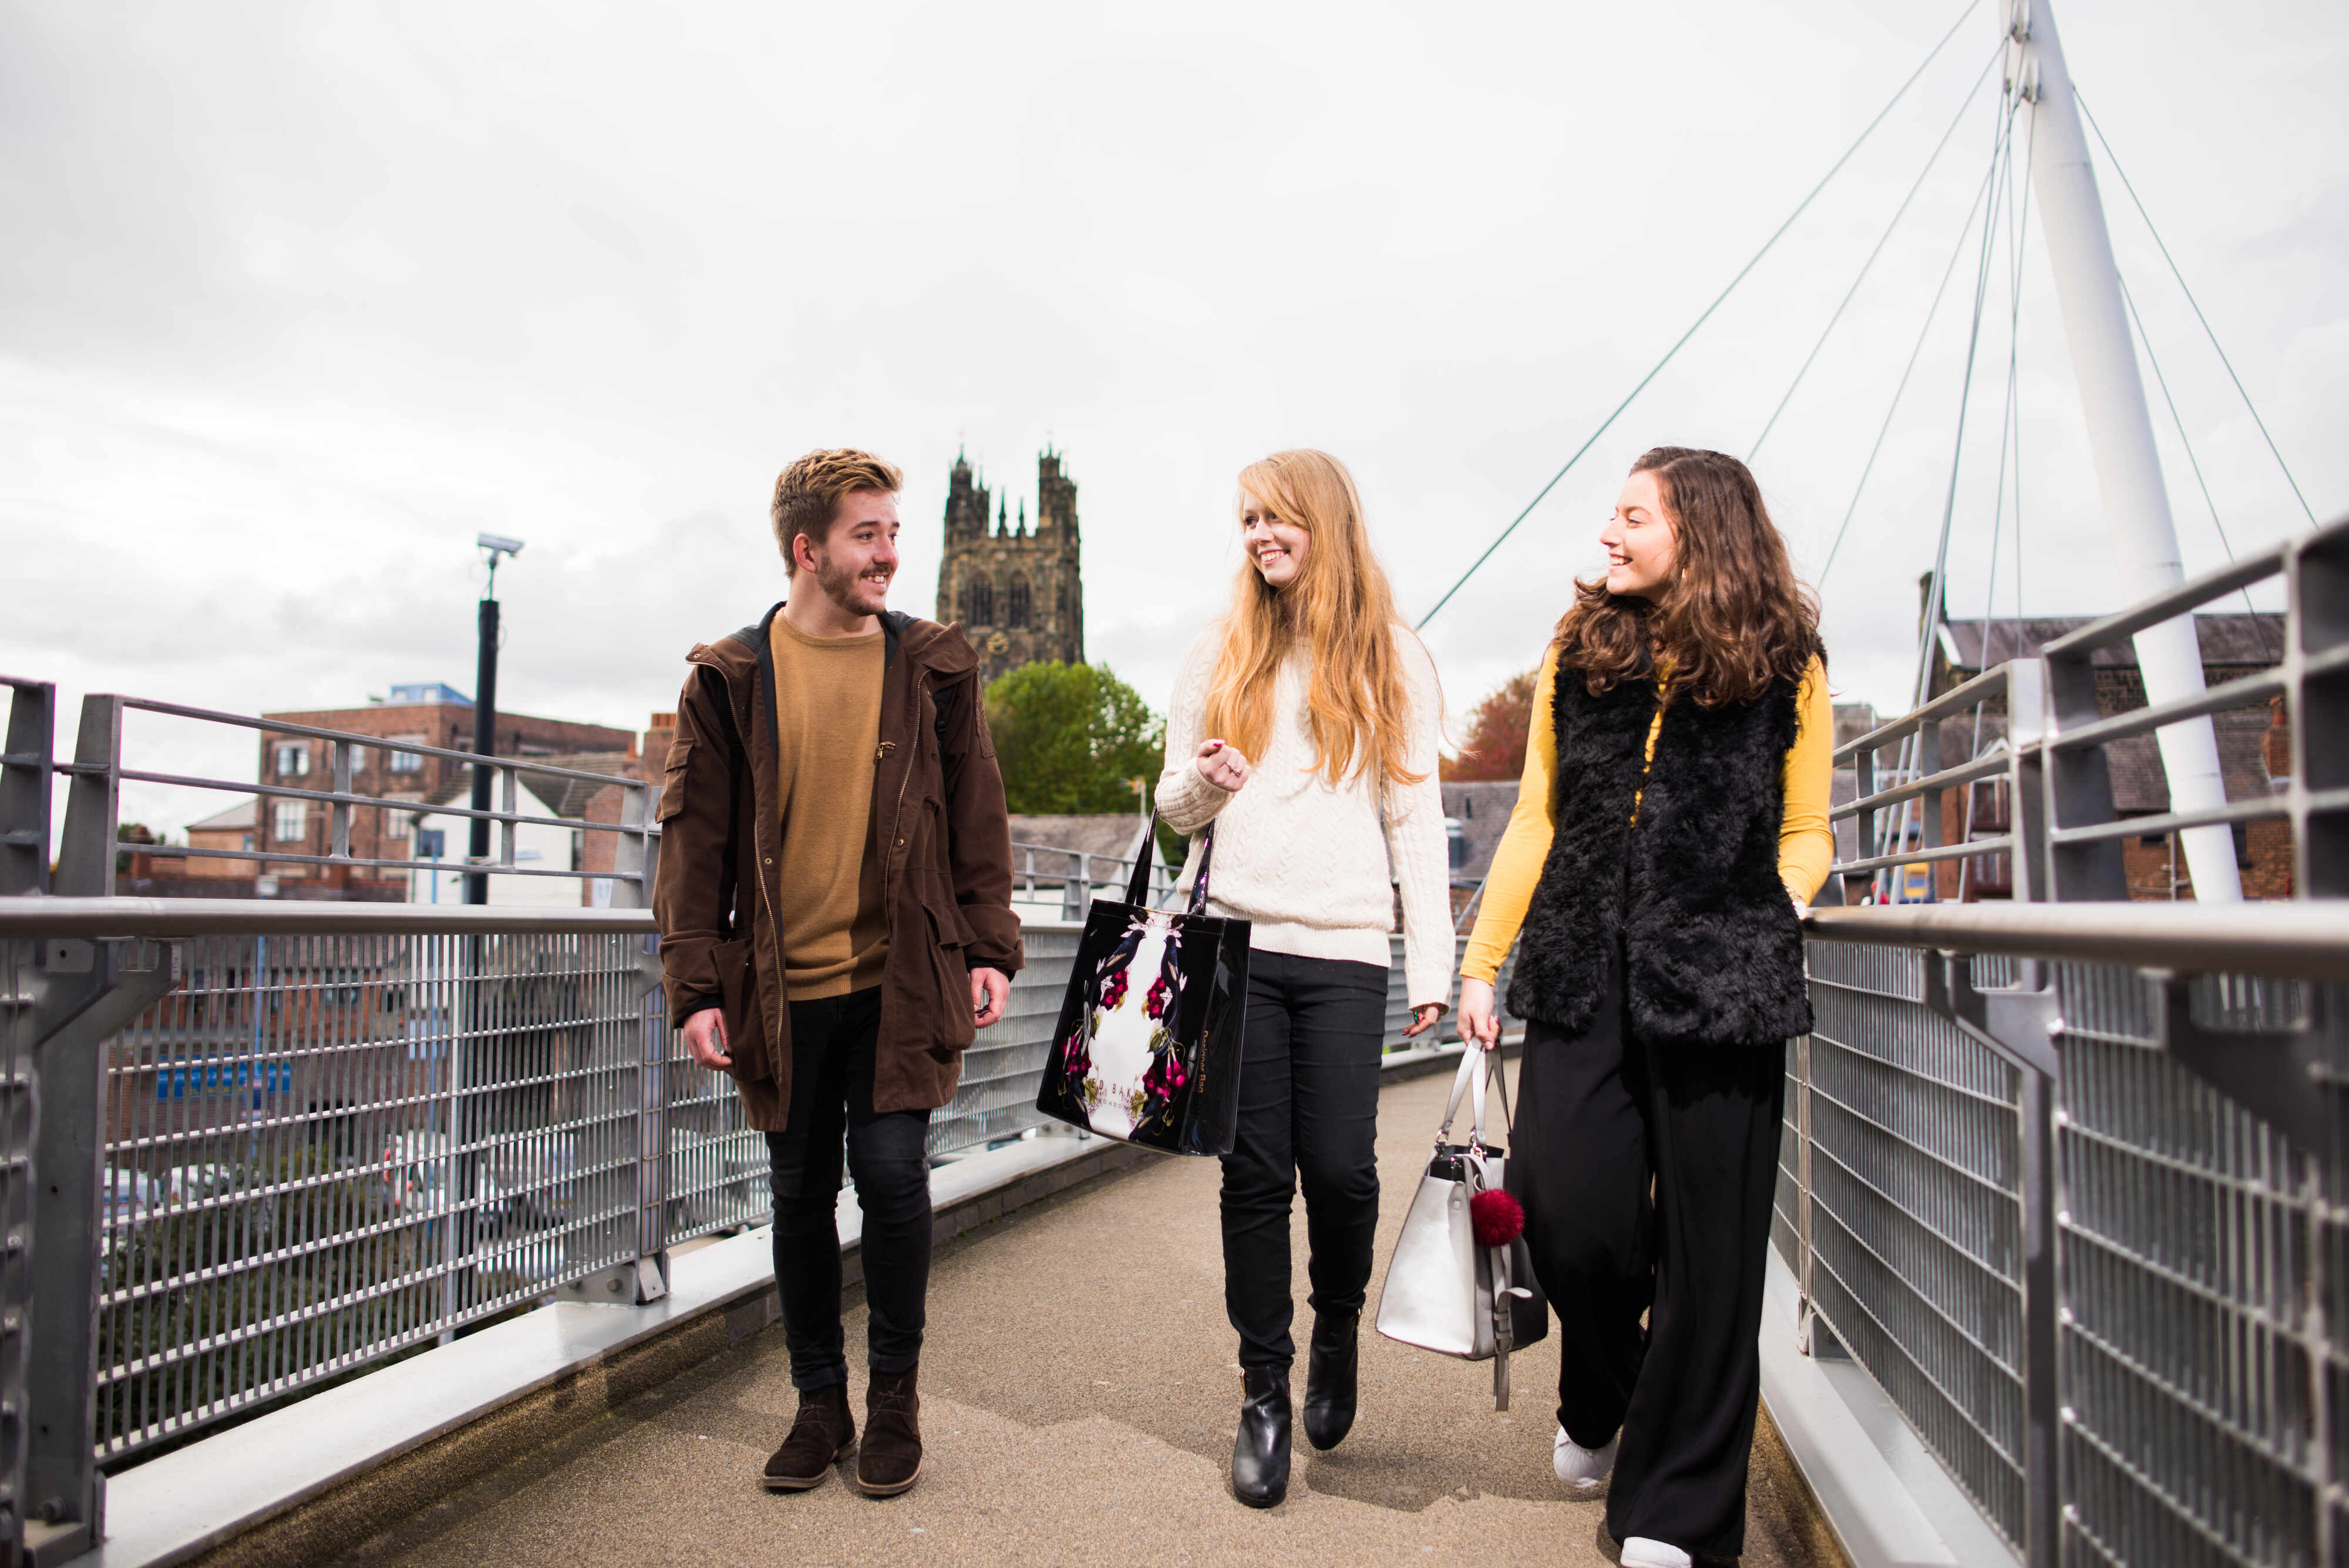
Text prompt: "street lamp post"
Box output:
[[466, 534, 524, 904]]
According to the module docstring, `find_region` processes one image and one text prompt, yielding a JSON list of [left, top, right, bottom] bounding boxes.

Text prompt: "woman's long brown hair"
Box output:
[[1202, 449, 1431, 788], [1553, 447, 1822, 705]]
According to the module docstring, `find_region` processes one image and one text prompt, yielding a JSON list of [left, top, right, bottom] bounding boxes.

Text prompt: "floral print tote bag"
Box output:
[[1035, 816, 1250, 1155]]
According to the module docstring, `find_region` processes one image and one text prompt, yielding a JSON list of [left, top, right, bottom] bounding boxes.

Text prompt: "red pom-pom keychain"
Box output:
[[1469, 1187, 1525, 1249]]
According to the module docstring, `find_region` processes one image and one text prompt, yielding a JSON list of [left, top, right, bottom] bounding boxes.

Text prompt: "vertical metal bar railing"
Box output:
[[1, 677, 55, 898]]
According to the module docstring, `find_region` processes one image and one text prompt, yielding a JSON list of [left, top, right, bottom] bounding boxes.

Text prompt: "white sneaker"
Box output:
[[1619, 1539, 1691, 1568], [1552, 1425, 1618, 1490]]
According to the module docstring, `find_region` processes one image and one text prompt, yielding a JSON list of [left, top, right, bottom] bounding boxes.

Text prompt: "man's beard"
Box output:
[[815, 553, 889, 614]]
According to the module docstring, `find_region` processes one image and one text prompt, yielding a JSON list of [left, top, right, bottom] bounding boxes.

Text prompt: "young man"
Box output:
[[654, 447, 1020, 1498]]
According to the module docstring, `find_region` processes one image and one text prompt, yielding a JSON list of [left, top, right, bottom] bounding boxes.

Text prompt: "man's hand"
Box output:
[[1456, 977, 1502, 1051], [682, 1007, 731, 1070], [1401, 1002, 1447, 1039], [971, 966, 1011, 1030]]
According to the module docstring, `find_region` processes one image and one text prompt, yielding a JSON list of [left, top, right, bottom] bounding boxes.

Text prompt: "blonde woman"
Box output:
[[1154, 449, 1451, 1509]]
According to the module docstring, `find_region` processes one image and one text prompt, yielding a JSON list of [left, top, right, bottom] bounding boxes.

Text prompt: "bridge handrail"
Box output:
[[1827, 509, 2347, 904], [1803, 900, 2349, 979]]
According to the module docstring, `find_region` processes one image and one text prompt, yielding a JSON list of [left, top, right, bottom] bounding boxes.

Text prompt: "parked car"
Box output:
[[379, 1132, 512, 1219]]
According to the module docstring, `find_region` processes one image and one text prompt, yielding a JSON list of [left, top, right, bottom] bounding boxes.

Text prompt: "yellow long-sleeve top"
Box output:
[[1459, 650, 1835, 985]]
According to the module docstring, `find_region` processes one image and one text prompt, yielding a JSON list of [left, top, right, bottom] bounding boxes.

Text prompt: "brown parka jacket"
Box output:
[[651, 603, 1022, 1129]]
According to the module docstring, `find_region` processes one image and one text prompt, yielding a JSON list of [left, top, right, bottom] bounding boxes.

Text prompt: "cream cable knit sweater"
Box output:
[[1155, 624, 1453, 1012]]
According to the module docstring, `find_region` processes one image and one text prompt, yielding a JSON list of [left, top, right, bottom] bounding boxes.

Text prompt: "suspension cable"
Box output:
[[1880, 87, 2020, 881], [1961, 105, 2037, 899], [2117, 271, 2280, 657], [2076, 90, 2318, 527], [1412, 0, 1985, 631], [1816, 149, 2002, 586], [1982, 100, 2037, 674], [1749, 47, 2003, 461], [1913, 95, 2020, 709]]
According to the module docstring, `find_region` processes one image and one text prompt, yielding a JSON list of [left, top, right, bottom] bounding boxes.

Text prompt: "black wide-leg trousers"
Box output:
[[765, 986, 934, 1392], [1218, 951, 1391, 1373], [1514, 950, 1786, 1560]]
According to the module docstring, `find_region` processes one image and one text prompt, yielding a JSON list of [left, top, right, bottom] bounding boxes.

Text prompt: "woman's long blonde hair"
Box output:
[[1202, 449, 1430, 789]]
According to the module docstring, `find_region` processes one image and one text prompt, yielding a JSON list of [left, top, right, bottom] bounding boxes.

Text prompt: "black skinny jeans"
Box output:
[[1219, 950, 1391, 1374], [1513, 947, 1786, 1560], [765, 987, 934, 1392]]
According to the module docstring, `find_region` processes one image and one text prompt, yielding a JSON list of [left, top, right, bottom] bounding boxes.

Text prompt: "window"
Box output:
[[2232, 821, 2253, 869], [1007, 574, 1031, 629], [274, 743, 311, 776], [387, 734, 425, 773], [968, 576, 995, 626], [241, 833, 255, 852], [383, 810, 410, 842], [272, 801, 307, 843], [349, 745, 370, 773]]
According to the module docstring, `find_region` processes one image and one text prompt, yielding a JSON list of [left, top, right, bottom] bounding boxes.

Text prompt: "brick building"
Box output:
[[176, 683, 636, 899]]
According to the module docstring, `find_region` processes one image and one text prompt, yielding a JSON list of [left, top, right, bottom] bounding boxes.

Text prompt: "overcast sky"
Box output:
[[5, 0, 2343, 840]]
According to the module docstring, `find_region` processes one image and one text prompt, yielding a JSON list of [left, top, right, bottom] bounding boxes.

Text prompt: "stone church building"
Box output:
[[935, 448, 1085, 679]]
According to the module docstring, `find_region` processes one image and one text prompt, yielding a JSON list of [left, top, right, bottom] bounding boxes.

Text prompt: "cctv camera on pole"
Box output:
[[466, 534, 523, 904]]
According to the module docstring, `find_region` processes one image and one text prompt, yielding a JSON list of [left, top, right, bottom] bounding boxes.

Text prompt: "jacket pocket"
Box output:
[[711, 934, 772, 1084], [919, 868, 978, 949], [923, 904, 977, 1055], [657, 743, 692, 822]]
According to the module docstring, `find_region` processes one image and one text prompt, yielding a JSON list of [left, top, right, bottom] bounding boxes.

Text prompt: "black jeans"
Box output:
[[1219, 950, 1390, 1373], [1515, 947, 1786, 1559], [765, 987, 933, 1392]]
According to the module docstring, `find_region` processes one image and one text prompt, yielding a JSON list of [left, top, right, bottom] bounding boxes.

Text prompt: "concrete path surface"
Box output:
[[336, 1063, 1826, 1568]]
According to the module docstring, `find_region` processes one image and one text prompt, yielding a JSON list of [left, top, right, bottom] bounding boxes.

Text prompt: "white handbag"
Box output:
[[1374, 1048, 1536, 1409]]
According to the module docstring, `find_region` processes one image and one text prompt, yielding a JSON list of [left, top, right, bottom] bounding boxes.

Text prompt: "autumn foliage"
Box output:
[[1442, 668, 1539, 782]]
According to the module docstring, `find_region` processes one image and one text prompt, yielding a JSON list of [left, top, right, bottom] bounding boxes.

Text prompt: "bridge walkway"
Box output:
[[333, 1065, 1830, 1568]]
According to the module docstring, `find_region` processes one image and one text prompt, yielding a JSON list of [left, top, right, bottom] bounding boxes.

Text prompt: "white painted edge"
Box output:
[[91, 1045, 1500, 1568], [1757, 1251, 2020, 1568]]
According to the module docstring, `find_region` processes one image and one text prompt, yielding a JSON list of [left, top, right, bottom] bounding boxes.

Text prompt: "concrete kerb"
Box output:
[[93, 1042, 1515, 1568]]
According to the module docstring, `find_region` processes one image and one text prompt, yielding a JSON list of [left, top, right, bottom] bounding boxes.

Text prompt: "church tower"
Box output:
[[936, 447, 1085, 681]]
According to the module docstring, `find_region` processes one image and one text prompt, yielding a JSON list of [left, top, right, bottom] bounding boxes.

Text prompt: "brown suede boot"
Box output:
[[853, 1365, 923, 1497], [762, 1383, 855, 1492]]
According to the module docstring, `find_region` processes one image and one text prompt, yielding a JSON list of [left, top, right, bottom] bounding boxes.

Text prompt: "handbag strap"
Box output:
[[1126, 809, 1214, 915], [1486, 1049, 1516, 1138], [1436, 1048, 1489, 1150]]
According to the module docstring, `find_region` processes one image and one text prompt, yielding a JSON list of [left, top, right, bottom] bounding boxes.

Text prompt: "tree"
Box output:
[[985, 662, 1167, 817], [1442, 668, 1539, 782]]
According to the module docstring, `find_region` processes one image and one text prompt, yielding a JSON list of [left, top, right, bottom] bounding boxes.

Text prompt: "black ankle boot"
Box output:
[[1302, 1310, 1359, 1451], [1231, 1367, 1292, 1508]]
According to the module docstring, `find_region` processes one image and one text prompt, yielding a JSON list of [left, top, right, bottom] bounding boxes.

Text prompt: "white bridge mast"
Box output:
[[2007, 0, 2242, 901]]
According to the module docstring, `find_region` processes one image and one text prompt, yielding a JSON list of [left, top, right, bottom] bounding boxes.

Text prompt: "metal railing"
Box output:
[[1776, 514, 2349, 1567], [1009, 839, 1179, 918], [1782, 911, 2349, 1568], [0, 675, 1499, 1562], [1829, 512, 2346, 907], [2, 685, 664, 906]]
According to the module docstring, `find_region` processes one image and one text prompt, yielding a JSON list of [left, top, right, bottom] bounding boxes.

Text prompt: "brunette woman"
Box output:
[[1455, 447, 1832, 1568], [1155, 449, 1451, 1509]]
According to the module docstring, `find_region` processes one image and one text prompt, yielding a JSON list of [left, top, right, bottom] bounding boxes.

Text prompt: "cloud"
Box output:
[[4, 0, 2345, 843]]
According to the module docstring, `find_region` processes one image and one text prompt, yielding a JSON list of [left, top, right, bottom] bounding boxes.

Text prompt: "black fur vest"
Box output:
[[1505, 662, 1812, 1048]]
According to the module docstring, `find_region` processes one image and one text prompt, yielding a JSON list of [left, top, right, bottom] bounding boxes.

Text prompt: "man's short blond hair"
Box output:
[[771, 449, 904, 572]]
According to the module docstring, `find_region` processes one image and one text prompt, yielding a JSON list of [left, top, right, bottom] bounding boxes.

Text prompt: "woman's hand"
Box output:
[[1456, 977, 1501, 1051], [1401, 1002, 1446, 1039], [1194, 739, 1251, 793]]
